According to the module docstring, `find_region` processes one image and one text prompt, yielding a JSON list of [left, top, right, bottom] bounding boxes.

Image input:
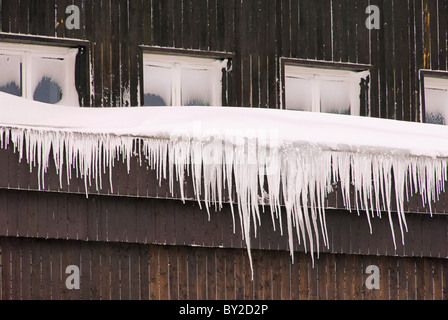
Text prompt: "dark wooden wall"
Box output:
[[1, 188, 448, 259], [1, 236, 447, 300], [1, 0, 448, 300], [1, 0, 447, 120]]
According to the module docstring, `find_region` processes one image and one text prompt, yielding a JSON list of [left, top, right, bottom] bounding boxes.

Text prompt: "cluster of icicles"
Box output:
[[1, 126, 447, 275]]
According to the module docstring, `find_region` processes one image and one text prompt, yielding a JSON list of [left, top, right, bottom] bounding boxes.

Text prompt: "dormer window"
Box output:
[[283, 61, 370, 116], [422, 72, 448, 125], [0, 42, 79, 107], [143, 53, 228, 107]]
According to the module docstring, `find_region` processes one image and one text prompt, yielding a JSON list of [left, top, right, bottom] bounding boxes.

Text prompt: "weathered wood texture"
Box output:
[[1, 0, 448, 301], [0, 236, 447, 300], [1, 0, 447, 119], [0, 188, 447, 259]]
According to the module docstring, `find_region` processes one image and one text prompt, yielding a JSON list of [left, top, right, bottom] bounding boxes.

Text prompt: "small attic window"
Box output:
[[142, 53, 228, 107], [422, 72, 448, 125], [283, 61, 370, 116], [0, 42, 79, 107]]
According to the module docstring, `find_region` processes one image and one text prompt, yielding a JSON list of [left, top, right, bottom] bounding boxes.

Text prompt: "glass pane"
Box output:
[[32, 56, 65, 104], [144, 93, 167, 106], [320, 79, 351, 115], [143, 65, 171, 106], [285, 76, 312, 111], [181, 68, 213, 106], [33, 76, 63, 104], [0, 53, 22, 96], [425, 87, 448, 125]]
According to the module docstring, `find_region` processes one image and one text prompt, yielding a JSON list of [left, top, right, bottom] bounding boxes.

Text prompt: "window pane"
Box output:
[[320, 79, 351, 115], [31, 56, 66, 104], [285, 76, 312, 111], [33, 76, 63, 104], [144, 93, 167, 106], [181, 68, 213, 106], [0, 53, 22, 96], [425, 87, 448, 125], [144, 65, 171, 106]]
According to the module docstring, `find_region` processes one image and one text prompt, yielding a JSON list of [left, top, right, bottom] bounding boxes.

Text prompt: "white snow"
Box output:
[[1, 91, 448, 276]]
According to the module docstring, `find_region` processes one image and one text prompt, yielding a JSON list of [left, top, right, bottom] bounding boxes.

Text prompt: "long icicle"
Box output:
[[1, 125, 448, 277]]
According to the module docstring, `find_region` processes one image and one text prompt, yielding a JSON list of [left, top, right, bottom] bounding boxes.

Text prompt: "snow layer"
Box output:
[[1, 92, 448, 275]]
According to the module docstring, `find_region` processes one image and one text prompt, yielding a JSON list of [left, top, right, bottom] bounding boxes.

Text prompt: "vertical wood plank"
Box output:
[[110, 243, 122, 300], [187, 247, 198, 299], [79, 241, 92, 300], [89, 241, 101, 299], [130, 244, 141, 300], [40, 239, 52, 299], [139, 244, 150, 299], [21, 238, 31, 300], [100, 243, 111, 300], [233, 248, 245, 300], [206, 249, 217, 300], [31, 239, 42, 299], [120, 244, 131, 300], [49, 240, 61, 300], [398, 257, 408, 300], [0, 190, 7, 236], [168, 246, 178, 300], [149, 244, 159, 300], [6, 189, 18, 237], [197, 248, 207, 299], [325, 253, 336, 300], [271, 250, 283, 300], [1, 238, 12, 299], [225, 249, 235, 300], [158, 245, 169, 300], [17, 190, 27, 237]]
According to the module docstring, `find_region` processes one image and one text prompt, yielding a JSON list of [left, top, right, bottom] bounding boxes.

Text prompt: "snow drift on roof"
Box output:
[[1, 92, 448, 276]]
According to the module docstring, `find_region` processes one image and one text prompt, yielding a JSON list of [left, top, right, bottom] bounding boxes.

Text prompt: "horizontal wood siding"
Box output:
[[1, 236, 447, 300]]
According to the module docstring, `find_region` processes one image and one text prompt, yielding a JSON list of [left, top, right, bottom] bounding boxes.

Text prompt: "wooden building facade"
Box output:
[[0, 0, 447, 300]]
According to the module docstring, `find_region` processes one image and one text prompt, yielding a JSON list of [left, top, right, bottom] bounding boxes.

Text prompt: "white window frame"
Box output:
[[422, 73, 448, 125], [143, 53, 227, 107], [284, 64, 370, 116], [0, 42, 79, 107]]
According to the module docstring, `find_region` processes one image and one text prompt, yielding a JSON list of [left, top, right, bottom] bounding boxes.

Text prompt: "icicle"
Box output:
[[1, 120, 448, 279]]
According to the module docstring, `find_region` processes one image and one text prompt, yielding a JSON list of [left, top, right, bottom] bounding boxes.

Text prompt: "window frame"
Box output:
[[281, 58, 371, 116], [420, 69, 448, 124], [140, 46, 233, 107], [0, 33, 90, 107]]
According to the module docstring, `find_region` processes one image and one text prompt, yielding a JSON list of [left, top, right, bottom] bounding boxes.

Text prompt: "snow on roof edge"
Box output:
[[1, 92, 448, 277]]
